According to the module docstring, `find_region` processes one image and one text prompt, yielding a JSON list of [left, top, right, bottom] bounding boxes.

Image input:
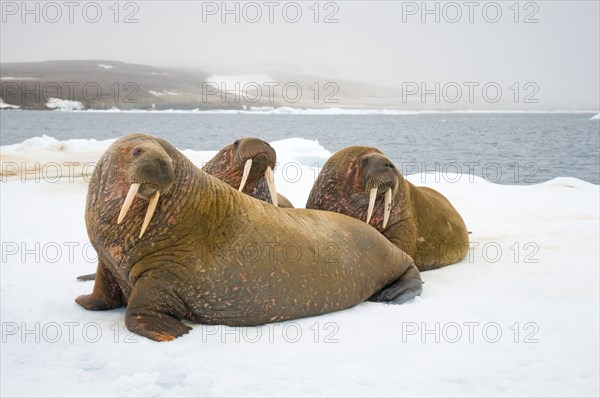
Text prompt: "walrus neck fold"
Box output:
[[191, 169, 238, 237]]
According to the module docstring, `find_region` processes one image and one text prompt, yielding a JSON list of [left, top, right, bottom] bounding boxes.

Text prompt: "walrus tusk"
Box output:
[[238, 159, 253, 192], [382, 189, 392, 229], [139, 190, 160, 238], [265, 166, 278, 207], [118, 183, 140, 224], [366, 187, 378, 225]]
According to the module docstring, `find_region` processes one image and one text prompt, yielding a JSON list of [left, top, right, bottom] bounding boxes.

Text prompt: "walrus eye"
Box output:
[[233, 140, 240, 149], [132, 147, 143, 157], [361, 157, 368, 167]]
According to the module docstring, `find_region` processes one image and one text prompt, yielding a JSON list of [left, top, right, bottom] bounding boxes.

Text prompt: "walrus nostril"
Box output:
[[156, 158, 167, 169]]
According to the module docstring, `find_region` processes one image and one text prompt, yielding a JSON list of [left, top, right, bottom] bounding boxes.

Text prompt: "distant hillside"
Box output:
[[0, 60, 407, 111], [0, 60, 271, 110]]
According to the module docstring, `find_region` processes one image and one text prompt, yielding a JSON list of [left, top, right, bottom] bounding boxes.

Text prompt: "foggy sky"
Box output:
[[1, 0, 599, 109]]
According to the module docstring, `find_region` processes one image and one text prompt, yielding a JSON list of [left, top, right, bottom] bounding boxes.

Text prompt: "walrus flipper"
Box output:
[[277, 193, 294, 208], [75, 261, 125, 310], [368, 262, 423, 305], [124, 275, 192, 342], [76, 273, 96, 281]]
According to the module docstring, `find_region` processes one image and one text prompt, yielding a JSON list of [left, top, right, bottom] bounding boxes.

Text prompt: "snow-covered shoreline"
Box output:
[[2, 104, 599, 115], [1, 136, 598, 396]]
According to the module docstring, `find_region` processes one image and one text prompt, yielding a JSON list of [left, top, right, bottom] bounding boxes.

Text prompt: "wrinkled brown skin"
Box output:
[[306, 146, 469, 271], [202, 137, 294, 208], [75, 134, 423, 341]]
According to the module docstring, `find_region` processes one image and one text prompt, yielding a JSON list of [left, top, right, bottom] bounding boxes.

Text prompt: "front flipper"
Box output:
[[125, 275, 191, 342], [76, 260, 124, 310], [369, 261, 423, 305]]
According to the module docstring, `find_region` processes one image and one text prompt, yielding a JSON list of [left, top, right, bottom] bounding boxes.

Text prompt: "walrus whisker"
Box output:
[[366, 177, 377, 190], [383, 188, 392, 229], [238, 159, 253, 192], [139, 190, 160, 238], [366, 186, 378, 225], [265, 166, 278, 207], [118, 183, 140, 224]]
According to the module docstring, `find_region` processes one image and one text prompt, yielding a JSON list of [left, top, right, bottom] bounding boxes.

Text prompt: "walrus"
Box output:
[[75, 134, 423, 341], [76, 137, 293, 281], [202, 137, 294, 208], [306, 146, 469, 271]]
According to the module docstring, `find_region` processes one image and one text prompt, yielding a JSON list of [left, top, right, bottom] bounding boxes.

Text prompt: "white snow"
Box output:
[[97, 64, 114, 70], [46, 98, 84, 111], [1, 136, 598, 397], [205, 74, 277, 98], [149, 90, 180, 96], [591, 113, 599, 120], [0, 98, 20, 109]]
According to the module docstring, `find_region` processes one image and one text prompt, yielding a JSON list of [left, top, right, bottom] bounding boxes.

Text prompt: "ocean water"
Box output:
[[1, 110, 598, 185]]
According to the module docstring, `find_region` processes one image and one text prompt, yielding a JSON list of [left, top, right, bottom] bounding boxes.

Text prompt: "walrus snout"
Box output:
[[132, 159, 175, 195], [362, 155, 397, 186], [374, 180, 395, 194], [360, 154, 399, 229], [248, 152, 270, 180]]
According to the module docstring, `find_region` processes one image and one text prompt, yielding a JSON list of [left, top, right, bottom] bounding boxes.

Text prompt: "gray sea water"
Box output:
[[1, 110, 598, 185]]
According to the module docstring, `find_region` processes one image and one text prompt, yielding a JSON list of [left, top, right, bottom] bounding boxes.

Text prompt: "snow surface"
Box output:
[[1, 136, 599, 397], [0, 98, 20, 109], [149, 90, 179, 97]]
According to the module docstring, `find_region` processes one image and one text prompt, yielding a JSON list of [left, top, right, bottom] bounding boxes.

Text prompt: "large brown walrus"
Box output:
[[76, 137, 293, 281], [202, 137, 294, 208], [75, 134, 423, 341], [306, 146, 469, 271]]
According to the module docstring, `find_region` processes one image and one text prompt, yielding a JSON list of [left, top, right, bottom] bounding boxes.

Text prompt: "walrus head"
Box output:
[[96, 135, 176, 239], [359, 150, 399, 229], [307, 146, 402, 230], [203, 137, 278, 206]]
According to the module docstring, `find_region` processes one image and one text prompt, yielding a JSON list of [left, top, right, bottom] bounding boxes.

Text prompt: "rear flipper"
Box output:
[[77, 273, 96, 281], [75, 260, 124, 310], [369, 261, 423, 305]]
